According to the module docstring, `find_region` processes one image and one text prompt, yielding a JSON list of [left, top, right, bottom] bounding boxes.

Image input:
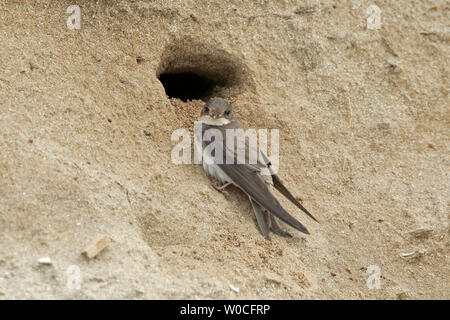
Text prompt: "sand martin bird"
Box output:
[[196, 97, 317, 240]]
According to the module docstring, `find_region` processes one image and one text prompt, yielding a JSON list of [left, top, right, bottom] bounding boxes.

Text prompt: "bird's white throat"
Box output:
[[198, 115, 231, 126]]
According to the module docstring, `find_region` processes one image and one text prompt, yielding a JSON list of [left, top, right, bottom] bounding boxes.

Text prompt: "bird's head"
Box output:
[[199, 97, 233, 126]]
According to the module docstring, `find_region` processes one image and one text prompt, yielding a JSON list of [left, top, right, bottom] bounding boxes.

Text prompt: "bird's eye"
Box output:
[[204, 107, 209, 112], [224, 110, 231, 116]]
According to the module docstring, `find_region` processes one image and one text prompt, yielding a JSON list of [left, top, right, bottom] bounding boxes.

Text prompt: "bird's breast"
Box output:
[[195, 131, 231, 184], [201, 153, 230, 184]]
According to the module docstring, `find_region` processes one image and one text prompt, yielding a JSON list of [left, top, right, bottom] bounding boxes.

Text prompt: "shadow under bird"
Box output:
[[196, 97, 318, 240]]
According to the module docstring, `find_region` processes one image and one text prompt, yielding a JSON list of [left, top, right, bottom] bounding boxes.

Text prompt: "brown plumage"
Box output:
[[197, 97, 317, 240]]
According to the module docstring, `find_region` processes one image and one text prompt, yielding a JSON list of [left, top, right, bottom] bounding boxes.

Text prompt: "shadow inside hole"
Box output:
[[158, 72, 220, 102]]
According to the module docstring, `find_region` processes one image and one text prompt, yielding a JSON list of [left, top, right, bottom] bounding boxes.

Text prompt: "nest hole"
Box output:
[[157, 39, 253, 102], [158, 72, 219, 102]]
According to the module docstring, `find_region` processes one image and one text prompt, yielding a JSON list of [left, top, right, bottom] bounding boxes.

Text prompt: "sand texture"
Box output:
[[0, 0, 448, 299]]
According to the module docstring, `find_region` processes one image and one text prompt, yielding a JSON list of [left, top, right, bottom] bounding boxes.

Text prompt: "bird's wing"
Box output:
[[219, 162, 309, 234], [271, 174, 318, 222], [259, 151, 318, 222]]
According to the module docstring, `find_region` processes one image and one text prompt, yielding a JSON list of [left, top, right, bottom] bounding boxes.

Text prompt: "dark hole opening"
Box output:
[[158, 72, 219, 102]]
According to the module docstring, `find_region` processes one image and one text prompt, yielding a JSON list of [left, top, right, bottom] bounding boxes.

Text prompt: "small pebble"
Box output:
[[38, 257, 52, 265], [82, 235, 110, 259], [229, 284, 240, 293]]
